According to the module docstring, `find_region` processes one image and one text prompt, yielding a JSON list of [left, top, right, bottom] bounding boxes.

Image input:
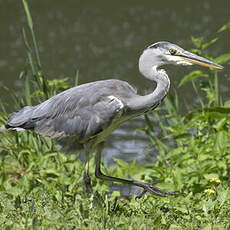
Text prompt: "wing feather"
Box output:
[[33, 83, 126, 140], [6, 79, 136, 141]]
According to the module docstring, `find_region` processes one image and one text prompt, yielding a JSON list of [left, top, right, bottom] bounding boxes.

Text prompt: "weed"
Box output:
[[1, 1, 230, 229]]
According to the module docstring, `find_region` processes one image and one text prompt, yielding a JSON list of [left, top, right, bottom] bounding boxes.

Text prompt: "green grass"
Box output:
[[1, 1, 230, 229]]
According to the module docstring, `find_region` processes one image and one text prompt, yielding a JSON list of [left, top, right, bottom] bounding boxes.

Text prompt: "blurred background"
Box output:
[[0, 0, 229, 165]]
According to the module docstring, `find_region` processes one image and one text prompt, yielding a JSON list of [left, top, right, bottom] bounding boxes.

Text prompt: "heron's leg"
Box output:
[[95, 142, 177, 197], [83, 149, 93, 194]]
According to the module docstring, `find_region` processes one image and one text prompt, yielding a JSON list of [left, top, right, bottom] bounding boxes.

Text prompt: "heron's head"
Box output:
[[140, 41, 223, 70]]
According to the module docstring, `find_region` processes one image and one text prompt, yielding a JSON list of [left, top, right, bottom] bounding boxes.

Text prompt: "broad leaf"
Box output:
[[191, 37, 203, 49], [224, 99, 230, 107], [214, 53, 230, 65], [178, 70, 208, 87], [201, 38, 218, 50], [218, 22, 230, 33]]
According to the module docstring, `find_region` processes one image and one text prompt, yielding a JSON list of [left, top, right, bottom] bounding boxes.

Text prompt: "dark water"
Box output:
[[1, 0, 230, 165]]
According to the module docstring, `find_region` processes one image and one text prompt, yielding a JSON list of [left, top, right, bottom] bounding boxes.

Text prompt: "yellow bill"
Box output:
[[178, 51, 224, 70]]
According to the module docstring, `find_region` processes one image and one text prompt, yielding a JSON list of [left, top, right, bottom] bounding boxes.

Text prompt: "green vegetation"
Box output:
[[1, 1, 230, 229]]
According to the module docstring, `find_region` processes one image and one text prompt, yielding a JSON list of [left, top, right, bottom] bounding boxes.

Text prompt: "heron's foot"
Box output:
[[135, 182, 178, 198], [83, 173, 93, 194]]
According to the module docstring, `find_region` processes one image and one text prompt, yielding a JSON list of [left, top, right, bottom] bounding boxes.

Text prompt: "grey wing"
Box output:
[[33, 93, 124, 141], [6, 79, 134, 140]]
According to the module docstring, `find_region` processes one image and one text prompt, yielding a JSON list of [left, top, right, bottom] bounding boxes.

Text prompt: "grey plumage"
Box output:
[[6, 41, 223, 197], [7, 79, 137, 150]]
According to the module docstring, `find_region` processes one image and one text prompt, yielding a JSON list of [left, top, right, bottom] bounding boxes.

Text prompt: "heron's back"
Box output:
[[6, 79, 137, 146]]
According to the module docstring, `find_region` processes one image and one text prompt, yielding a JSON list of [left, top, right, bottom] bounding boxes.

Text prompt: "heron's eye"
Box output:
[[169, 48, 177, 55]]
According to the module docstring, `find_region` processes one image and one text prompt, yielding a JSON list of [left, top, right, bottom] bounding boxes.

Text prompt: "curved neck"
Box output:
[[127, 53, 170, 112]]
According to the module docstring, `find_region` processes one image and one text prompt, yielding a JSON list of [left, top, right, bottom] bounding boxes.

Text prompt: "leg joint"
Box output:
[[95, 167, 103, 178]]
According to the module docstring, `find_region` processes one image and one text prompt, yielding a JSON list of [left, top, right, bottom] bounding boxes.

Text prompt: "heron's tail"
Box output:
[[5, 106, 36, 131]]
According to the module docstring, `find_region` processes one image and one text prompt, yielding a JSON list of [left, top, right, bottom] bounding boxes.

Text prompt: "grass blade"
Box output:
[[22, 0, 41, 69], [22, 28, 36, 76], [214, 70, 219, 106], [24, 69, 31, 106], [74, 70, 79, 86]]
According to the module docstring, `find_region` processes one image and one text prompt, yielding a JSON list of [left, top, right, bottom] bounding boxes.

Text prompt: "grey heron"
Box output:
[[6, 41, 223, 197]]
